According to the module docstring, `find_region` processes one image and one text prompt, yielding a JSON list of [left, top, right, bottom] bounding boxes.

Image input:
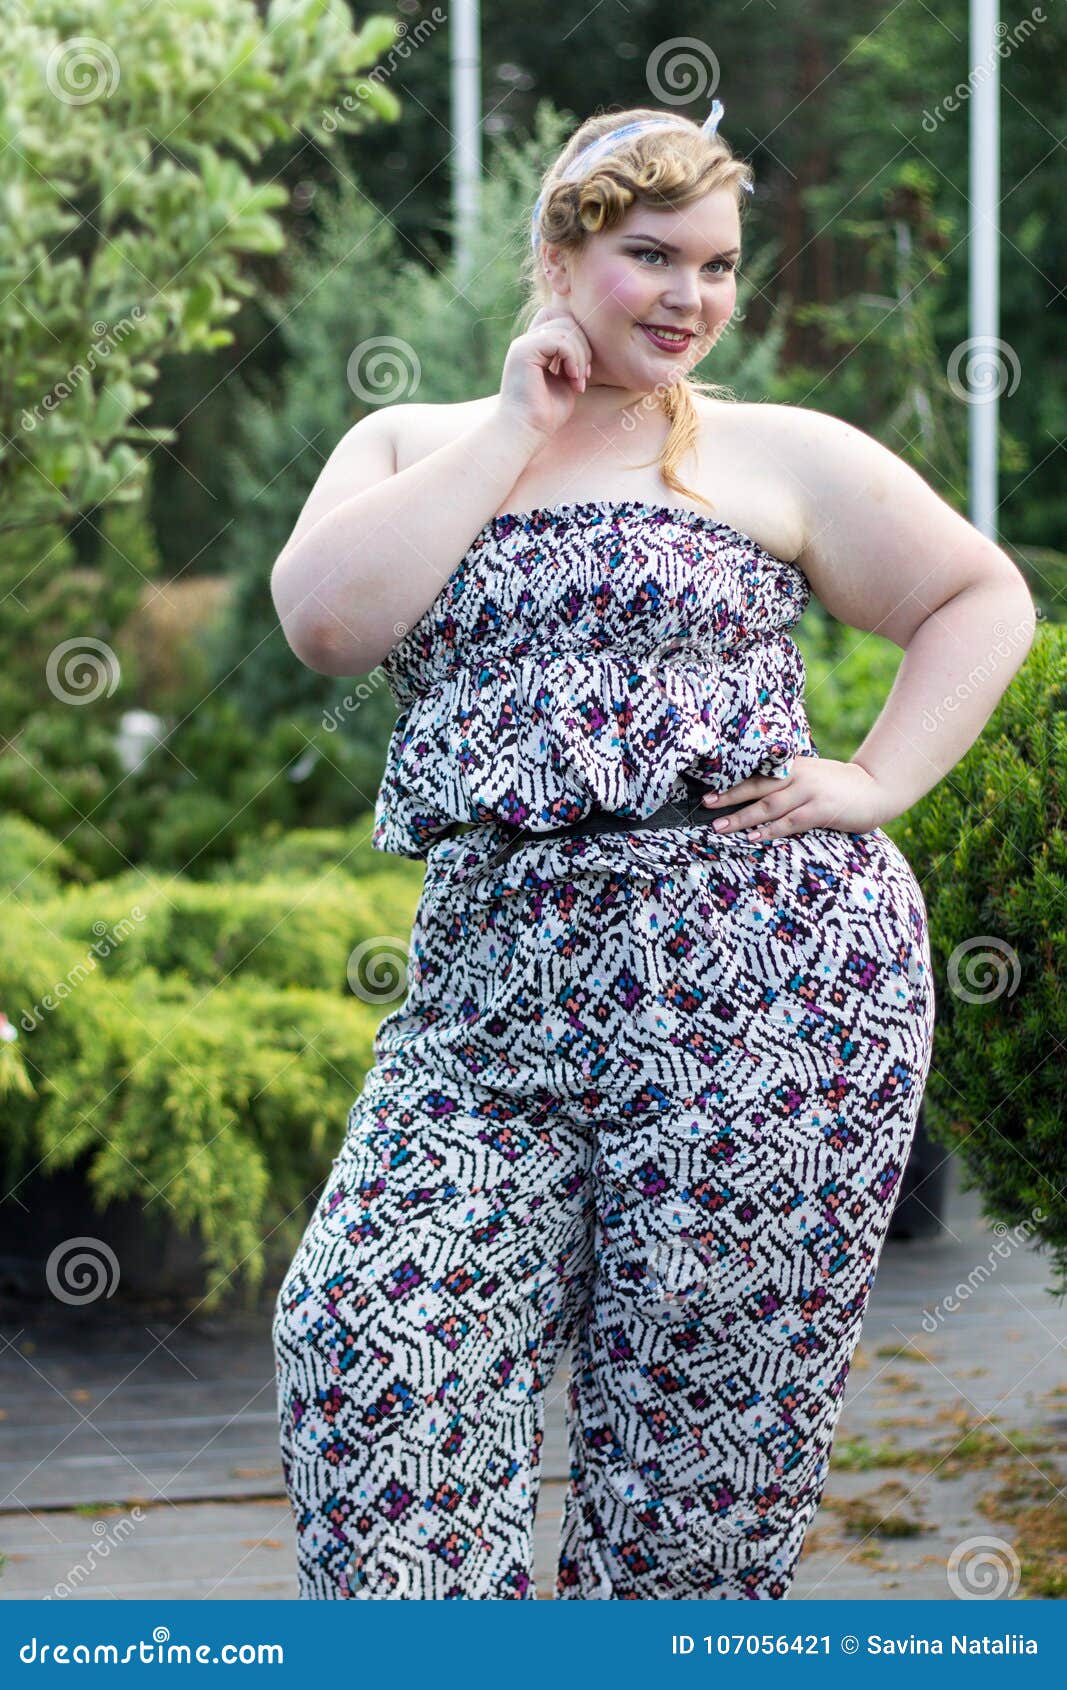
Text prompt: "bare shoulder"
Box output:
[[383, 396, 495, 470], [730, 401, 1029, 647]]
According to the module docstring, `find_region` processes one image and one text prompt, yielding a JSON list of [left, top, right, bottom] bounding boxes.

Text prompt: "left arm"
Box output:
[[847, 577, 1037, 818], [788, 412, 1038, 819], [703, 409, 1038, 839]]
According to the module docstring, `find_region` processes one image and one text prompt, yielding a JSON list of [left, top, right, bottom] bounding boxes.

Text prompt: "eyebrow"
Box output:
[[623, 233, 741, 258]]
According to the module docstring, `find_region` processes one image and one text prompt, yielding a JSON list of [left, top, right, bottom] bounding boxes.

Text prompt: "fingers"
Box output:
[[702, 774, 795, 810], [531, 312, 592, 386], [709, 792, 794, 835], [740, 804, 814, 841], [741, 803, 813, 841]]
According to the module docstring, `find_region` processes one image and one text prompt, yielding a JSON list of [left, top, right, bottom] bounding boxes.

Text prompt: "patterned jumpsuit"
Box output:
[[272, 499, 937, 1600]]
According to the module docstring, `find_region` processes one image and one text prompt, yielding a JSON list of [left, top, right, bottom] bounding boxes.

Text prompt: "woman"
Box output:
[[269, 101, 1036, 1600]]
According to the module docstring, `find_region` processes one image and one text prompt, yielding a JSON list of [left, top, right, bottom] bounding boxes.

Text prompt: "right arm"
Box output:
[[270, 309, 593, 676]]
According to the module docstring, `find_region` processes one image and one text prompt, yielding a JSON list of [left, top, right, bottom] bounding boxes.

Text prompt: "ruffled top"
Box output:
[[371, 499, 817, 858]]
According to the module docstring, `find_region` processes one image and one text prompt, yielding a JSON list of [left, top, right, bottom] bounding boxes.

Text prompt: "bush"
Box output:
[[795, 614, 905, 767], [0, 711, 134, 880], [893, 623, 1067, 1293], [0, 843, 425, 1308], [206, 821, 423, 891], [43, 871, 421, 994], [0, 815, 89, 899], [27, 966, 385, 1309], [97, 695, 395, 876]]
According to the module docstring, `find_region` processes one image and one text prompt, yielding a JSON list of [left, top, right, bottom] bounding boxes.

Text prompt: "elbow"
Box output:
[[972, 552, 1040, 650], [270, 562, 355, 675], [277, 616, 361, 676], [1005, 578, 1040, 650], [993, 549, 1040, 639]]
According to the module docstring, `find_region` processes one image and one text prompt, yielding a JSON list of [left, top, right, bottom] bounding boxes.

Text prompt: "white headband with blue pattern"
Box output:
[[530, 98, 752, 256]]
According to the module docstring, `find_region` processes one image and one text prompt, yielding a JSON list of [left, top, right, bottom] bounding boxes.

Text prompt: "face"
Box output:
[[542, 190, 741, 399]]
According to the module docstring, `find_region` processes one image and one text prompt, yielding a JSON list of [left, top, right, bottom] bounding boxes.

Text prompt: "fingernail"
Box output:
[[713, 818, 730, 831], [703, 793, 719, 805]]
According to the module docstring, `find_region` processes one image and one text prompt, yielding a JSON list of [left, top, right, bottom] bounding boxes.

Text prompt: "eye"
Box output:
[[632, 246, 736, 275]]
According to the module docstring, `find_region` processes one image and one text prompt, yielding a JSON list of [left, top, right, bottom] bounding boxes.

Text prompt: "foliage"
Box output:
[[0, 840, 424, 1309], [800, 0, 1067, 547], [46, 872, 422, 993], [0, 814, 88, 899], [794, 616, 906, 769], [893, 624, 1067, 1294], [0, 0, 399, 534], [0, 0, 406, 874]]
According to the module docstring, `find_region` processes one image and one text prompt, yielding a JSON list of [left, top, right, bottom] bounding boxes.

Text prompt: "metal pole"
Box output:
[[969, 0, 1000, 539], [451, 0, 481, 287]]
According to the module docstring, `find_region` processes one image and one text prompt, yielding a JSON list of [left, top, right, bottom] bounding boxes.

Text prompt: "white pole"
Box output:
[[969, 0, 1000, 539], [451, 0, 481, 287]]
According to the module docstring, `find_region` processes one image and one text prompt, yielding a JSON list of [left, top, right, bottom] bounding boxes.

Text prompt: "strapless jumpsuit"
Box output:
[[271, 498, 936, 1600]]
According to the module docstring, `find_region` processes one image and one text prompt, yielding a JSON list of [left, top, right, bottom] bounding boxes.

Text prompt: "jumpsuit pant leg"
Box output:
[[271, 859, 598, 1599], [272, 823, 935, 1599]]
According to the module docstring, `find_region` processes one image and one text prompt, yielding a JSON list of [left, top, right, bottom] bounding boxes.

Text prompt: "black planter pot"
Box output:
[[888, 1097, 948, 1240], [0, 1158, 210, 1305]]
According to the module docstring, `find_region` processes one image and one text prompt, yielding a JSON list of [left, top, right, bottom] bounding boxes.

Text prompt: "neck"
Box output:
[[568, 379, 667, 423]]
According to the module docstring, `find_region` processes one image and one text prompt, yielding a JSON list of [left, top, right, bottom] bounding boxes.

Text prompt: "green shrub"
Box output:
[[795, 615, 904, 767], [1, 874, 418, 1308], [41, 870, 421, 994], [0, 815, 89, 900], [207, 822, 417, 888], [29, 967, 384, 1309], [1006, 545, 1067, 627], [82, 696, 393, 877], [0, 712, 133, 880], [894, 623, 1067, 1293]]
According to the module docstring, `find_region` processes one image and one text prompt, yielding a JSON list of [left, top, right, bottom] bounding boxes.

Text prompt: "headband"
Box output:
[[529, 98, 752, 256]]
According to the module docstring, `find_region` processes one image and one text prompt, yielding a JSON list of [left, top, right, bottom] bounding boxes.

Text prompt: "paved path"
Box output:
[[2, 1155, 1063, 1599]]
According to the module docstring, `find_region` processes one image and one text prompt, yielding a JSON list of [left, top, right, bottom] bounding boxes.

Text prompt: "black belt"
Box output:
[[447, 775, 752, 869]]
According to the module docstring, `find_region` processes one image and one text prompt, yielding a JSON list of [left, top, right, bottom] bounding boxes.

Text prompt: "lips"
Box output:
[[638, 323, 695, 353]]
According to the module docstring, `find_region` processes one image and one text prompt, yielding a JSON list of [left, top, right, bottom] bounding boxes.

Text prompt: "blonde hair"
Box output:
[[521, 107, 756, 509]]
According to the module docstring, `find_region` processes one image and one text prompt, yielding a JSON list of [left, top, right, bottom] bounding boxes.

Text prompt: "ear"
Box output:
[[541, 242, 571, 295]]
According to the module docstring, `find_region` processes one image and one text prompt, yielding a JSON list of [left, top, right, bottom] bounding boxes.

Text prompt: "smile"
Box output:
[[638, 324, 694, 352]]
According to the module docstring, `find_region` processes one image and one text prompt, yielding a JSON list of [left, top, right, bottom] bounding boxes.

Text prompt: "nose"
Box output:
[[660, 275, 702, 319]]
